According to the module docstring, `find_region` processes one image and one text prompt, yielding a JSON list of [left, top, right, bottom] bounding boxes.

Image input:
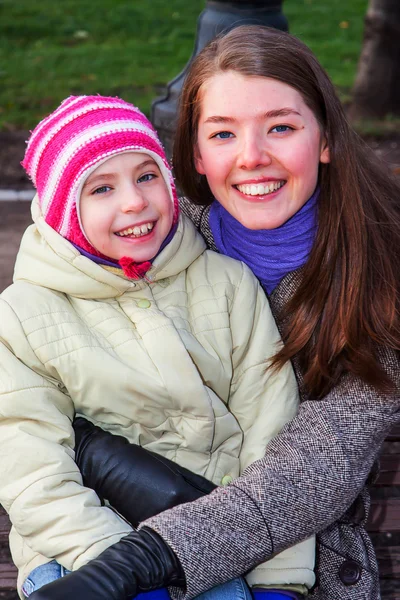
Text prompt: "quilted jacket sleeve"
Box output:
[[0, 298, 133, 571], [223, 263, 315, 591], [143, 338, 399, 599], [227, 262, 299, 470]]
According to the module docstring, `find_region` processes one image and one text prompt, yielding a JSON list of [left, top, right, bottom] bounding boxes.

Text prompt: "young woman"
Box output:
[[31, 25, 400, 600]]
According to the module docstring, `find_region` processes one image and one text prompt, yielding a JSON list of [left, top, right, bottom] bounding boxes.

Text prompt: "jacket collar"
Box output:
[[14, 195, 206, 299]]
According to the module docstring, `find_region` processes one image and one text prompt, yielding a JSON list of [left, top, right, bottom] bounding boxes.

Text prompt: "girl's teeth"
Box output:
[[237, 181, 285, 196], [116, 222, 154, 237]]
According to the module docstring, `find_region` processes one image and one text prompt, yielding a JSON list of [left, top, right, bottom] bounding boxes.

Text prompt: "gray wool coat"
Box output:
[[142, 199, 400, 600]]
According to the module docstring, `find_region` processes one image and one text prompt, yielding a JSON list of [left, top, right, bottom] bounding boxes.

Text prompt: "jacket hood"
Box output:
[[13, 195, 206, 299]]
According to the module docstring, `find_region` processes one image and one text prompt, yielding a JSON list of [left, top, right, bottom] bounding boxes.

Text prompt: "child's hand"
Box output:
[[74, 416, 216, 526], [29, 528, 183, 599]]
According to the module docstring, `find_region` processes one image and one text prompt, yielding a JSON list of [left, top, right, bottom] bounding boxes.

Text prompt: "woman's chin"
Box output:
[[234, 211, 287, 231]]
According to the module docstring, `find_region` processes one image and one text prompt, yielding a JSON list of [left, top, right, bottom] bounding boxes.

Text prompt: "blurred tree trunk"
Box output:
[[349, 0, 400, 119]]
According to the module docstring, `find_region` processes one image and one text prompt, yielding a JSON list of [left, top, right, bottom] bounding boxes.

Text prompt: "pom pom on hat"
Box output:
[[22, 95, 179, 273]]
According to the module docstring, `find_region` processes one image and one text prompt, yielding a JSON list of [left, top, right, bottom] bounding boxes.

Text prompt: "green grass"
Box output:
[[0, 0, 368, 130], [286, 0, 368, 94]]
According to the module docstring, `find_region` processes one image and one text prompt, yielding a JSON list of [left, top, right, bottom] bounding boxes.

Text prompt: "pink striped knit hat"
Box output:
[[22, 95, 179, 273]]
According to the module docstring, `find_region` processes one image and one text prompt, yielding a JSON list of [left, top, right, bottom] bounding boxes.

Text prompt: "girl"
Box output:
[[0, 95, 312, 599], [41, 25, 400, 600]]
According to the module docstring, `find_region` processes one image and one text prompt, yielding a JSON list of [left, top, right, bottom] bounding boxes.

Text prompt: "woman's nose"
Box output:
[[120, 186, 148, 213], [237, 134, 272, 171]]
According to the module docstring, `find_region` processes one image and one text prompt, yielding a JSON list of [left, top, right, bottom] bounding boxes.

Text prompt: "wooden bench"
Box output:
[[0, 426, 399, 599], [0, 508, 17, 599], [367, 424, 400, 598]]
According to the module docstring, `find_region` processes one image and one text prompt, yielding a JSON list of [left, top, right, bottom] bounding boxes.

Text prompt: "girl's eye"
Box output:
[[93, 185, 111, 195], [212, 131, 234, 140], [270, 125, 293, 134], [138, 173, 156, 183]]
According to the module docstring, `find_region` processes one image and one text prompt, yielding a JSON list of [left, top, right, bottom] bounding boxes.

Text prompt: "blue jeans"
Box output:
[[22, 560, 252, 600]]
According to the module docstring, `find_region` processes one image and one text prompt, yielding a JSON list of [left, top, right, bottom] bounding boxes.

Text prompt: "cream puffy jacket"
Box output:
[[0, 199, 314, 597]]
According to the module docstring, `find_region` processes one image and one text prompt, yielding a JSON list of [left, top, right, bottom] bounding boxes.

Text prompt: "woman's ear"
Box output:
[[320, 138, 330, 164], [194, 145, 206, 175]]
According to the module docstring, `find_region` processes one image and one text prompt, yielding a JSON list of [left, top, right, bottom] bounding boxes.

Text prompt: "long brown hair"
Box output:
[[173, 25, 400, 398]]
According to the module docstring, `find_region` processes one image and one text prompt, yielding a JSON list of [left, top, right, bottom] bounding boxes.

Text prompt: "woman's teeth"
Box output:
[[236, 181, 285, 196], [116, 222, 154, 238]]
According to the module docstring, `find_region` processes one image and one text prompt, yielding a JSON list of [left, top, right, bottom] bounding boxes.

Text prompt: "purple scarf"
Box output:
[[209, 189, 318, 294]]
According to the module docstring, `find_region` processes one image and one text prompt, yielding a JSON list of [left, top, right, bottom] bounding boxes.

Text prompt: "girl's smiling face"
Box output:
[[195, 71, 330, 230], [80, 152, 173, 262]]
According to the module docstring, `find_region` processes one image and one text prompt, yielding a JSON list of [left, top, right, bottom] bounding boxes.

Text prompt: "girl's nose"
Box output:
[[121, 186, 148, 213], [237, 133, 272, 171]]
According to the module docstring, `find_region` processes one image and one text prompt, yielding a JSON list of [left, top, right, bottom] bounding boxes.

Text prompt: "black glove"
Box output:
[[74, 416, 216, 526], [30, 527, 184, 600]]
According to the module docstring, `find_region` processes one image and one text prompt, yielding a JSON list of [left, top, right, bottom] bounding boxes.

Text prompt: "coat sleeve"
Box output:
[[0, 298, 133, 571], [225, 263, 315, 591], [142, 323, 400, 598]]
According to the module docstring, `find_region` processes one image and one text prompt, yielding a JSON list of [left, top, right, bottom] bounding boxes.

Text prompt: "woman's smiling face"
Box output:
[[195, 71, 330, 230]]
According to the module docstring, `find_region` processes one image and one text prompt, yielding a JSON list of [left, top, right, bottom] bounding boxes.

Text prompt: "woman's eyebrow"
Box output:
[[203, 108, 301, 125], [203, 116, 236, 124], [265, 108, 301, 118]]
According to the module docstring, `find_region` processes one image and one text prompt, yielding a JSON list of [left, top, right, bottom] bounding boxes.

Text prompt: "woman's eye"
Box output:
[[93, 185, 111, 195], [270, 125, 293, 134], [212, 131, 234, 140], [138, 173, 156, 183]]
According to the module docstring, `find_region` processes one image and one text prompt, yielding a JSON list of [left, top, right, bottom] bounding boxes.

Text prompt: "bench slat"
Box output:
[[0, 515, 11, 540], [374, 454, 400, 485], [386, 425, 400, 442], [375, 545, 400, 577], [368, 498, 400, 531]]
